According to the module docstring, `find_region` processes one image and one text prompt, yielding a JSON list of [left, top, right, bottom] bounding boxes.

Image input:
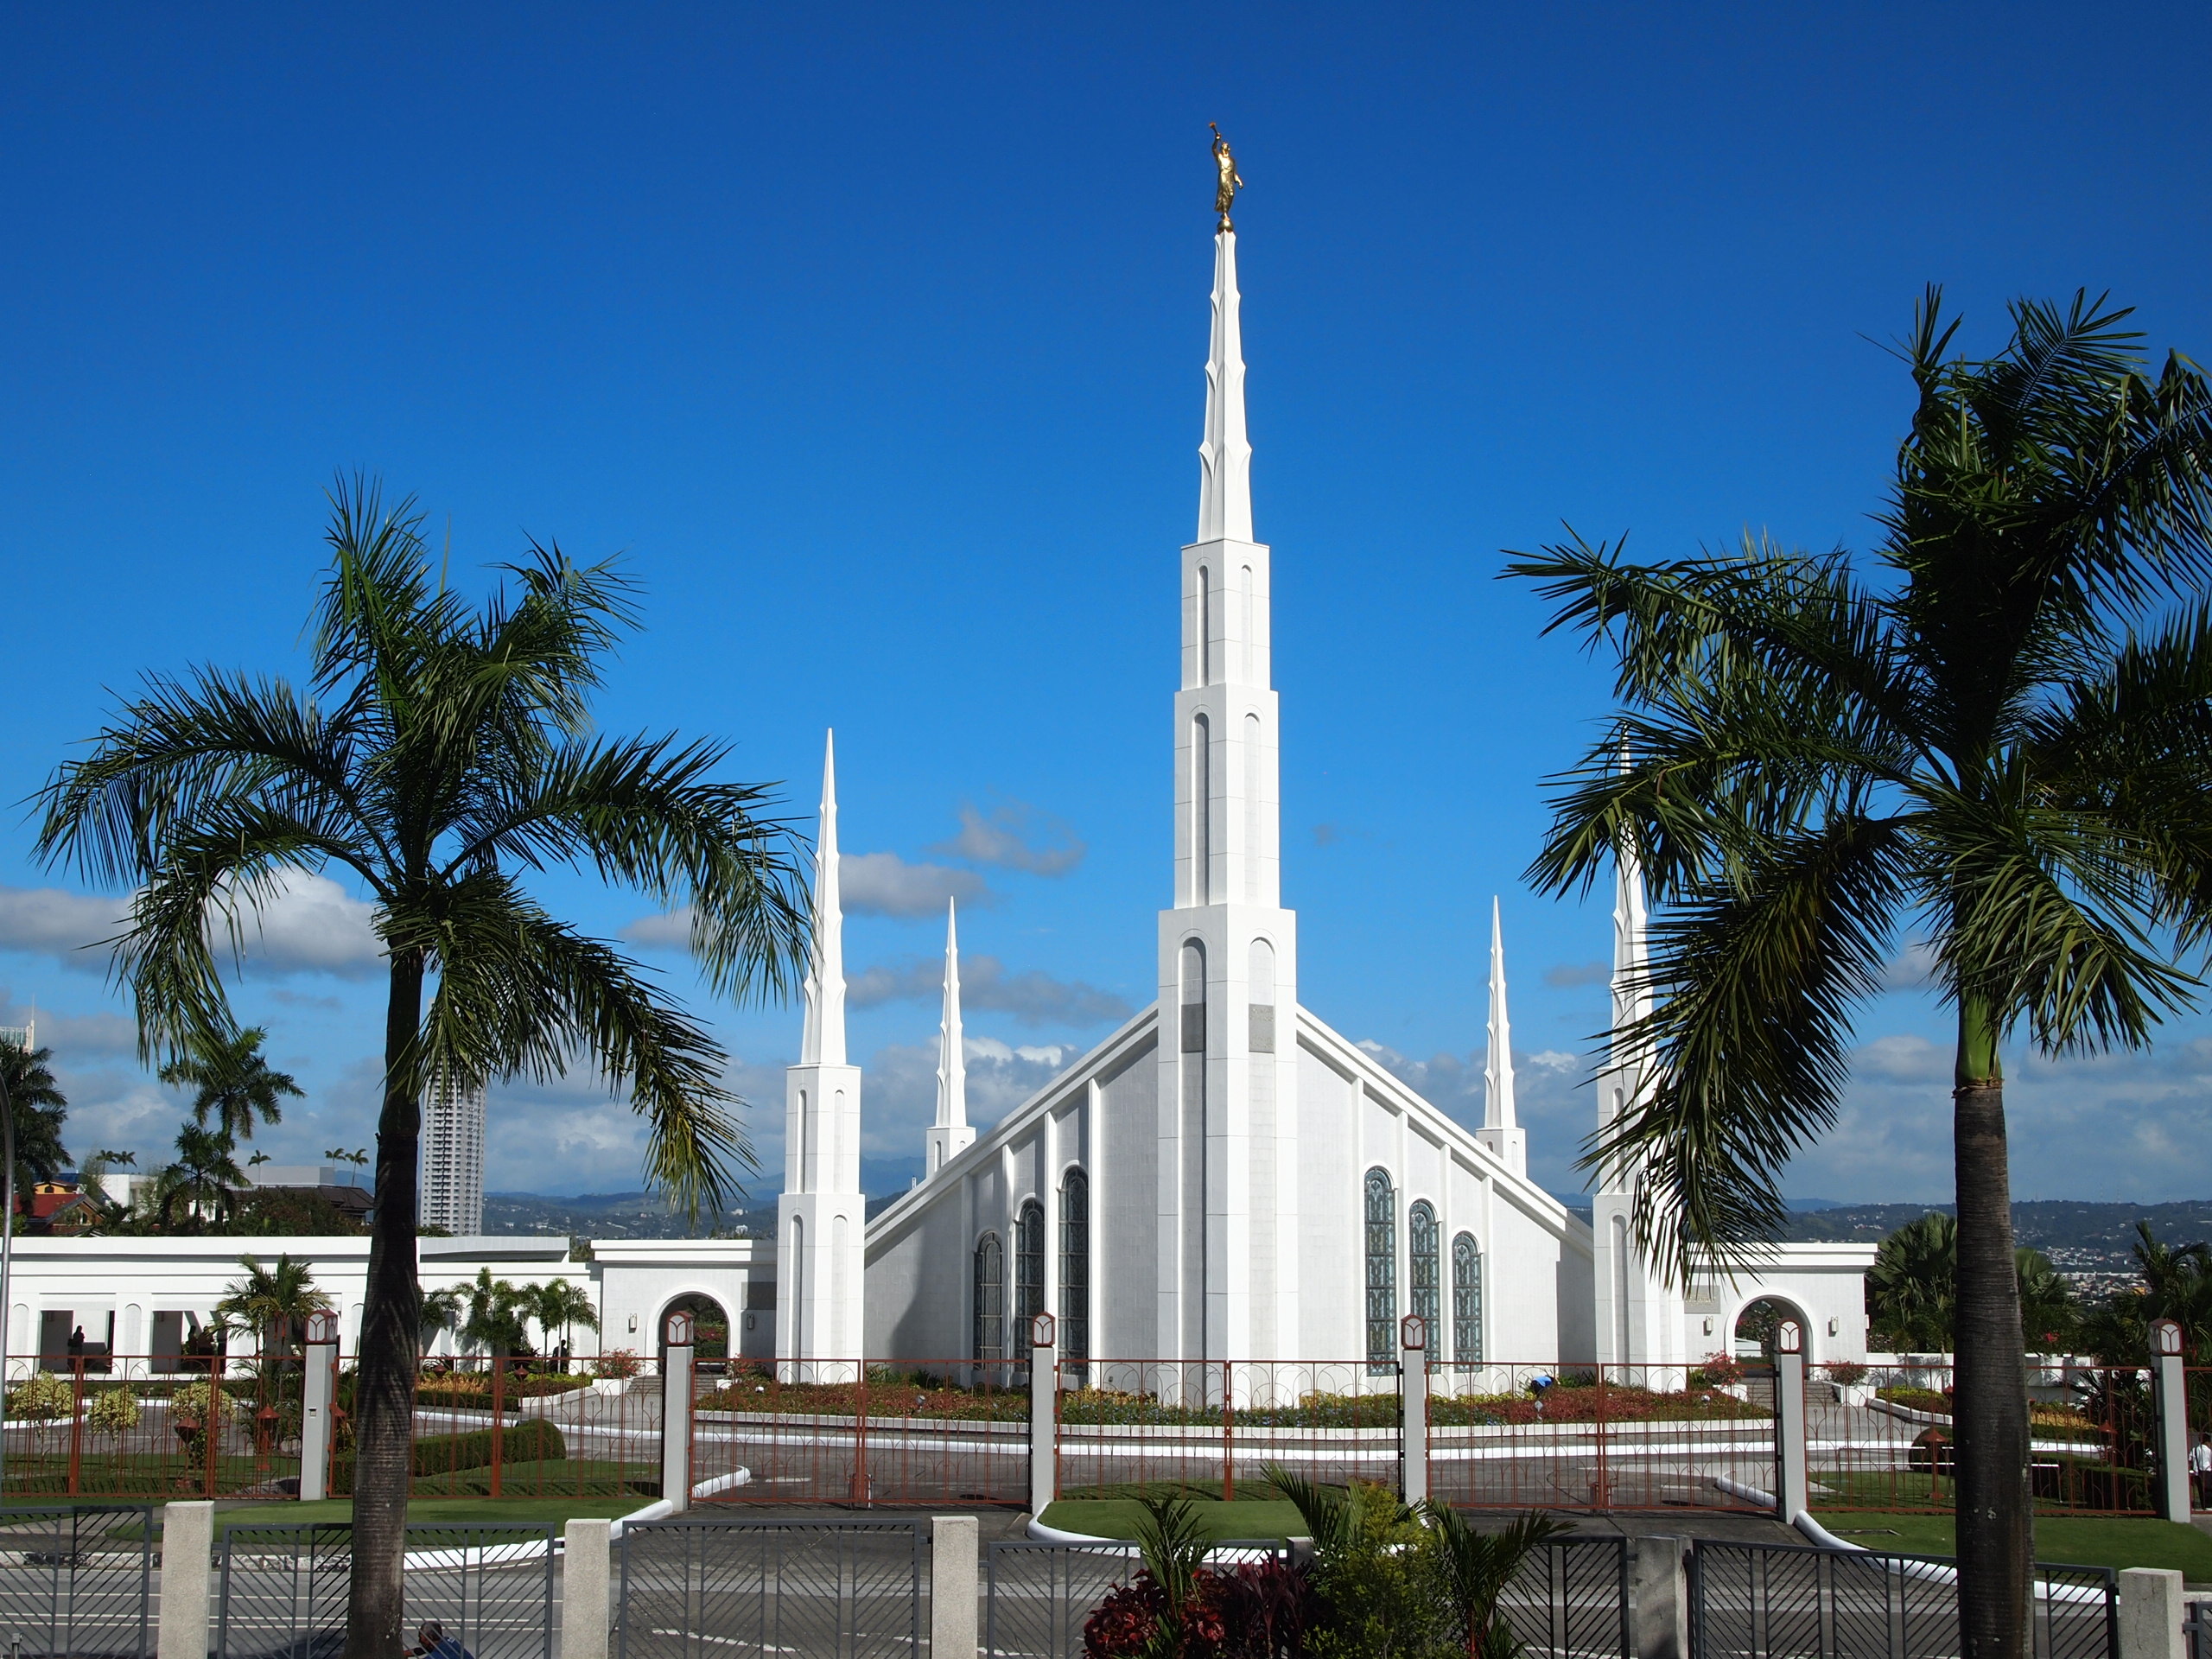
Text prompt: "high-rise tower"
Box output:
[[1154, 216, 1302, 1363], [777, 731, 866, 1376], [924, 899, 976, 1176], [421, 1073, 486, 1236]]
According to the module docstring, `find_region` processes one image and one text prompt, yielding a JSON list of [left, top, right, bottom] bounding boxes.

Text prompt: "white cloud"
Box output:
[[852, 1037, 1073, 1157], [842, 853, 994, 918], [849, 954, 1133, 1027], [619, 908, 696, 951], [0, 887, 127, 968], [0, 871, 383, 980], [1543, 961, 1611, 988], [1878, 940, 1939, 992], [930, 799, 1085, 876], [0, 989, 138, 1058], [211, 868, 385, 977]]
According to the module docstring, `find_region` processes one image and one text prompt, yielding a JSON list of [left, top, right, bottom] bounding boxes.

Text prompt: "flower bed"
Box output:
[[695, 1374, 1024, 1421], [416, 1373, 594, 1408]]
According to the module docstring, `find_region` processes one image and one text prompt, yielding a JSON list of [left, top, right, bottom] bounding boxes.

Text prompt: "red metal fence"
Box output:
[[1427, 1361, 1777, 1513], [689, 1358, 1027, 1507], [9, 1349, 2172, 1519], [1804, 1360, 2163, 1516], [1, 1354, 308, 1499]]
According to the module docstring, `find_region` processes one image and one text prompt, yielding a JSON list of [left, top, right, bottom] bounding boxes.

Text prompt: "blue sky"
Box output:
[[3, 3, 2209, 1206]]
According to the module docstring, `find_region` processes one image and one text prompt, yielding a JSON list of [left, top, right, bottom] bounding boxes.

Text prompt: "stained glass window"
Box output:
[[973, 1232, 1004, 1363], [1060, 1171, 1090, 1367], [1452, 1232, 1484, 1366], [1409, 1200, 1440, 1351], [1364, 1168, 1396, 1371]]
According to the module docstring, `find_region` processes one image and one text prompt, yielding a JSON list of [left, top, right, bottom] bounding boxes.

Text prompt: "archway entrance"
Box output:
[[1733, 1296, 1811, 1362], [658, 1294, 732, 1373]]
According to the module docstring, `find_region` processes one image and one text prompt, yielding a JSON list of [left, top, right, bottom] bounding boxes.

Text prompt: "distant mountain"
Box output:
[[483, 1180, 914, 1241], [1783, 1199, 2212, 1272], [481, 1191, 771, 1241]]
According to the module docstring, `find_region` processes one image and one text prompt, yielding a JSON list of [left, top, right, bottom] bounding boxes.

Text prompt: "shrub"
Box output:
[[594, 1349, 643, 1380], [1876, 1385, 1953, 1415], [329, 1416, 565, 1492], [1824, 1362, 1869, 1387], [87, 1386, 141, 1433], [1689, 1352, 1746, 1388], [7, 1372, 74, 1421], [169, 1380, 247, 1431], [416, 1373, 590, 1409]]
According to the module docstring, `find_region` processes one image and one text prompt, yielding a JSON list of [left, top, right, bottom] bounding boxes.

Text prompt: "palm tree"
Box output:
[[34, 479, 810, 1659], [2077, 1223, 2212, 1363], [1868, 1213, 2077, 1353], [159, 1027, 302, 1144], [155, 1124, 247, 1230], [0, 1041, 72, 1198], [214, 1254, 334, 1355], [1510, 291, 2212, 1659], [1868, 1213, 1961, 1352], [523, 1277, 600, 1363], [418, 1286, 463, 1353], [1422, 1505, 1573, 1659], [457, 1268, 531, 1359]]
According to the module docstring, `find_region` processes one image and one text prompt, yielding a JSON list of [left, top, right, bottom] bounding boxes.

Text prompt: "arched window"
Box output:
[[1198, 565, 1214, 683], [1244, 714, 1263, 899], [1452, 1233, 1483, 1366], [973, 1232, 1004, 1363], [789, 1214, 805, 1358], [1015, 1200, 1046, 1332], [1191, 715, 1211, 902], [1364, 1168, 1396, 1371], [1408, 1201, 1440, 1349], [1059, 1171, 1090, 1366]]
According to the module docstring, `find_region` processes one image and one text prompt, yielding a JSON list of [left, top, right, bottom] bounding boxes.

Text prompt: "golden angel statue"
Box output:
[[1210, 124, 1243, 230]]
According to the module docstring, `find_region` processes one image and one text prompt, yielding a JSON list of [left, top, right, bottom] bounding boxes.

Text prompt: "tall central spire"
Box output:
[[1157, 168, 1302, 1364], [1196, 229, 1252, 545], [799, 729, 846, 1067]]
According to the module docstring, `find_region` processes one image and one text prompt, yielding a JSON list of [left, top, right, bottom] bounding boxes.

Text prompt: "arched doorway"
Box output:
[[1733, 1295, 1812, 1363], [658, 1293, 733, 1374]]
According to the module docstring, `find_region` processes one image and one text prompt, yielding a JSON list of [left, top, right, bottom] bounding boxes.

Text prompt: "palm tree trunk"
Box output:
[[344, 954, 426, 1659], [1953, 997, 2031, 1659]]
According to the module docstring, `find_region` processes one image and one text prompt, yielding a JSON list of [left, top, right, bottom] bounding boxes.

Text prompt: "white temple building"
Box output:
[[0, 200, 1876, 1385], [845, 213, 1868, 1376]]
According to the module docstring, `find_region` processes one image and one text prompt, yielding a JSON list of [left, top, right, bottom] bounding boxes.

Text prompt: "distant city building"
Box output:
[[421, 1076, 486, 1236], [0, 1020, 35, 1050]]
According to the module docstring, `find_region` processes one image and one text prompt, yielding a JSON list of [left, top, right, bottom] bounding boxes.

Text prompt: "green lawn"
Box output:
[[1041, 1491, 1308, 1543], [1815, 1513, 2212, 1583]]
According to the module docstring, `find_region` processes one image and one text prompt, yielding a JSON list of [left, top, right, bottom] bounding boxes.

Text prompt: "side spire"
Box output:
[[1478, 896, 1528, 1177], [798, 729, 845, 1067], [925, 898, 976, 1175], [1196, 227, 1252, 544], [1484, 897, 1516, 1132]]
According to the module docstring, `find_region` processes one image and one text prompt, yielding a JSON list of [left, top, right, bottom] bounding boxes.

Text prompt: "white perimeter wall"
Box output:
[[3, 1236, 581, 1363]]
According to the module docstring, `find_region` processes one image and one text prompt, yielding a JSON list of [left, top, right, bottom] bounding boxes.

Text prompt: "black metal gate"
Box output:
[[1691, 1540, 2117, 1659], [0, 1504, 156, 1659], [616, 1518, 925, 1659], [215, 1522, 556, 1659]]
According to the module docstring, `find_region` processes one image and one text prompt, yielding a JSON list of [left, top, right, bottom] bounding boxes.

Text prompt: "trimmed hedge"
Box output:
[[332, 1417, 565, 1491]]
